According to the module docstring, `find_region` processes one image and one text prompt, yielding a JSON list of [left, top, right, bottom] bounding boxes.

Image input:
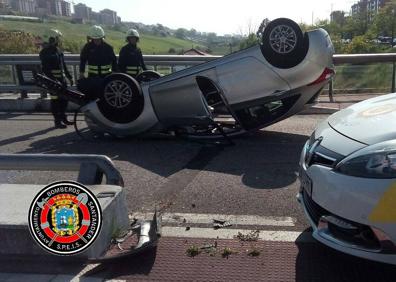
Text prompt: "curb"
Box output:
[[299, 106, 339, 115]]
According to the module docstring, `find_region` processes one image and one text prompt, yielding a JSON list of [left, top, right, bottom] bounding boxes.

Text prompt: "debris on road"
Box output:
[[213, 219, 232, 229], [200, 241, 218, 257], [186, 241, 219, 257], [221, 247, 237, 259], [236, 230, 260, 242], [186, 245, 201, 257], [247, 248, 261, 257]]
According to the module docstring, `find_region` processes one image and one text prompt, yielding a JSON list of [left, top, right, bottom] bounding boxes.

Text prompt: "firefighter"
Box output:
[[39, 29, 74, 129], [118, 29, 147, 78], [79, 25, 117, 79]]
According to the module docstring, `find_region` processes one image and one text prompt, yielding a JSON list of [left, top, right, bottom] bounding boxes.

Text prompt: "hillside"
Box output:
[[0, 19, 208, 54]]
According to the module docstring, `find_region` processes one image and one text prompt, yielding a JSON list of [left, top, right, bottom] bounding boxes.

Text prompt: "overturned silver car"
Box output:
[[36, 18, 335, 139]]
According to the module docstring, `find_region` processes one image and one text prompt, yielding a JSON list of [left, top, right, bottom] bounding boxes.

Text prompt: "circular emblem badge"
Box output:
[[28, 181, 102, 256], [359, 104, 396, 117]]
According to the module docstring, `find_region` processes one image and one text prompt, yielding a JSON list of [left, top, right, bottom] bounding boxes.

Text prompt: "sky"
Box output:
[[77, 0, 356, 35]]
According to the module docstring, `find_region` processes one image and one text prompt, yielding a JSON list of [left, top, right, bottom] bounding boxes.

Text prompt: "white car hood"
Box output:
[[328, 93, 396, 145]]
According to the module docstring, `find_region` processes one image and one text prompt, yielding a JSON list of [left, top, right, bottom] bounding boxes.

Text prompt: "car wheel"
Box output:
[[261, 18, 309, 69], [136, 71, 162, 83], [97, 73, 144, 124]]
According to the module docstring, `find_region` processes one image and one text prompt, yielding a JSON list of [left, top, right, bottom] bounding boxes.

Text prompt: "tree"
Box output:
[[188, 28, 197, 38], [371, 1, 396, 42], [174, 28, 188, 39], [256, 18, 270, 39], [239, 33, 259, 50], [344, 36, 377, 53], [206, 32, 217, 46]]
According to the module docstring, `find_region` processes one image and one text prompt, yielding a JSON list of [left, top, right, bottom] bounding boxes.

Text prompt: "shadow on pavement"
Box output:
[[0, 113, 24, 120], [0, 255, 86, 275], [0, 127, 54, 147], [18, 129, 308, 190], [295, 230, 396, 282], [84, 247, 157, 280]]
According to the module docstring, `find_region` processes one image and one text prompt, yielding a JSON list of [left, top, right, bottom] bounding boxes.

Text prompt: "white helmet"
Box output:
[[126, 29, 140, 39], [88, 25, 105, 39], [43, 29, 62, 43]]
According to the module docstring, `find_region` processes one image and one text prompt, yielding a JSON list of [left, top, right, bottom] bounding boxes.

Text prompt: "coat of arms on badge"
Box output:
[[51, 196, 80, 236]]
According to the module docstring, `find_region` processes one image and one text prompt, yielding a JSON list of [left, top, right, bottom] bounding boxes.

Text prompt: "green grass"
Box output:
[[334, 63, 393, 91], [0, 65, 13, 84], [0, 19, 205, 54]]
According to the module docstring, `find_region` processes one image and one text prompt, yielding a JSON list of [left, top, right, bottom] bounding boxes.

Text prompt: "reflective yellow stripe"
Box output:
[[50, 95, 59, 100], [87, 65, 111, 75], [126, 65, 140, 75], [51, 69, 64, 78]]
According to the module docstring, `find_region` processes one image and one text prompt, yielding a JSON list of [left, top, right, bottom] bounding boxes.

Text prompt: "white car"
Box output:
[[298, 93, 396, 265], [36, 18, 334, 139]]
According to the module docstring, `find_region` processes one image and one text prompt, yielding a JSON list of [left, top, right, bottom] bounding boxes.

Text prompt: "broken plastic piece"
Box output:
[[88, 212, 161, 263]]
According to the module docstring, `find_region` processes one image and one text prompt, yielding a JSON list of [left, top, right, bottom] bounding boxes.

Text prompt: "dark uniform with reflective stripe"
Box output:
[[80, 41, 117, 78], [39, 44, 72, 123], [118, 43, 147, 78]]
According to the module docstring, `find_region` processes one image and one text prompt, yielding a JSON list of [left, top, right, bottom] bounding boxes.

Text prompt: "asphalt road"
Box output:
[[0, 113, 323, 230]]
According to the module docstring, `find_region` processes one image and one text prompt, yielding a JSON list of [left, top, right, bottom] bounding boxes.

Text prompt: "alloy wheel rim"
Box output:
[[269, 25, 297, 54], [104, 80, 133, 109]]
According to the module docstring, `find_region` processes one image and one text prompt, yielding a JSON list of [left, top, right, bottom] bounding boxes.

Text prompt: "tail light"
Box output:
[[308, 68, 335, 86]]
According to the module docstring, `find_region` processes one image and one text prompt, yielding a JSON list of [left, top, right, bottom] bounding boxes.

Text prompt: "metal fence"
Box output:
[[1, 53, 396, 98]]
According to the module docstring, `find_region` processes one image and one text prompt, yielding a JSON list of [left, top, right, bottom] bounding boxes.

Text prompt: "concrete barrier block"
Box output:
[[0, 184, 129, 260]]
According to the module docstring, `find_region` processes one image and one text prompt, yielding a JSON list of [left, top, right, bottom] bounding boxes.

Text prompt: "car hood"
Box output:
[[328, 93, 396, 145]]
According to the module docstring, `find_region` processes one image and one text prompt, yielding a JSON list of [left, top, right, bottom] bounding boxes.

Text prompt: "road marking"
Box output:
[[130, 212, 296, 227], [70, 263, 100, 282], [161, 227, 314, 243]]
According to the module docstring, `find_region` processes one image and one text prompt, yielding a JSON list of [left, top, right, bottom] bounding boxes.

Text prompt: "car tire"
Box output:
[[136, 71, 162, 83], [261, 18, 309, 69], [97, 73, 144, 124]]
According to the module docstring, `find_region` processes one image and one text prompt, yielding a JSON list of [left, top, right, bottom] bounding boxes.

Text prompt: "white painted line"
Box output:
[[130, 212, 296, 227], [70, 263, 100, 282], [161, 227, 315, 243]]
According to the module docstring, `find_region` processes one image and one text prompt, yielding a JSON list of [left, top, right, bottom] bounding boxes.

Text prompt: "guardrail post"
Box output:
[[329, 79, 334, 102], [392, 62, 396, 93], [10, 65, 21, 98]]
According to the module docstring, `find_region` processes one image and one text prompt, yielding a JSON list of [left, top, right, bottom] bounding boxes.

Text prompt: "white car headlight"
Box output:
[[336, 140, 396, 178]]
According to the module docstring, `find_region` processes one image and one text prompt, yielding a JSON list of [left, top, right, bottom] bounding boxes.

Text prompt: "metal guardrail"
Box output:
[[0, 54, 221, 94], [1, 53, 396, 96], [0, 154, 124, 186]]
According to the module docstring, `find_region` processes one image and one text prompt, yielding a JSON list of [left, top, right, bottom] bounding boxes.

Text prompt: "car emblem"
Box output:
[[306, 137, 323, 165]]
